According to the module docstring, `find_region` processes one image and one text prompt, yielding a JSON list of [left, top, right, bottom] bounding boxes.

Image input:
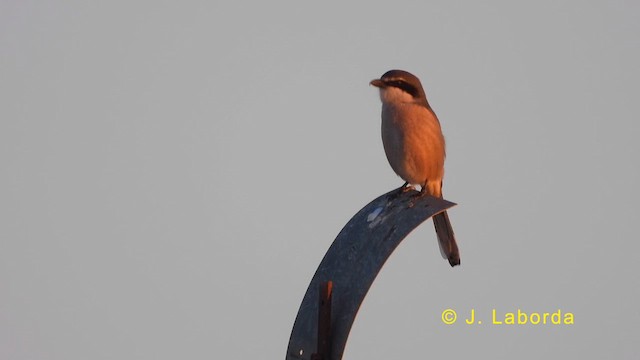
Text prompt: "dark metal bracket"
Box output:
[[285, 188, 456, 360]]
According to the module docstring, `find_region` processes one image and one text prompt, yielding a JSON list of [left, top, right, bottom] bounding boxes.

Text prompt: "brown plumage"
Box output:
[[371, 70, 460, 267]]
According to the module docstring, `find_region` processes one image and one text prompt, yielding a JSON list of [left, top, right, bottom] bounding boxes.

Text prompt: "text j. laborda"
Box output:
[[441, 308, 574, 325]]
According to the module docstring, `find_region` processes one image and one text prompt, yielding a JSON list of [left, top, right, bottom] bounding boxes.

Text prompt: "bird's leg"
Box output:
[[399, 182, 418, 195], [418, 180, 443, 198], [389, 182, 413, 201], [397, 181, 410, 194], [417, 182, 431, 198], [402, 182, 422, 207], [407, 183, 427, 207]]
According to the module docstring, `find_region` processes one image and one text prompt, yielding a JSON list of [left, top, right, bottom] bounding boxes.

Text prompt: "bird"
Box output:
[[370, 69, 460, 267]]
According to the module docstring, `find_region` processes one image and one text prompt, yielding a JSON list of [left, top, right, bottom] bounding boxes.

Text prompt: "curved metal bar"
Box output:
[[285, 188, 456, 360]]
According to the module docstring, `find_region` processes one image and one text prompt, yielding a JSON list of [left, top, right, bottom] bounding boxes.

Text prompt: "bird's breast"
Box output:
[[381, 103, 445, 185]]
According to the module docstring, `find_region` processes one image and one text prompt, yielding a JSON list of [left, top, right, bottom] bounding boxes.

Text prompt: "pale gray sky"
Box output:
[[1, 1, 639, 359]]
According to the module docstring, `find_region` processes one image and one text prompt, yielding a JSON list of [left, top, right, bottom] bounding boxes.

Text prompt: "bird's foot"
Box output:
[[399, 182, 417, 194], [390, 182, 411, 197], [389, 182, 415, 203], [408, 186, 431, 207], [402, 185, 416, 193]]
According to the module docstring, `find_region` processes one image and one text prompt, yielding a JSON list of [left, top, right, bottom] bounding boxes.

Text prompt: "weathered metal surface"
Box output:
[[286, 188, 456, 360]]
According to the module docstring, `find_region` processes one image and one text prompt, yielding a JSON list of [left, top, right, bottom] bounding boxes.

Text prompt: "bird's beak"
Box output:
[[370, 79, 385, 88]]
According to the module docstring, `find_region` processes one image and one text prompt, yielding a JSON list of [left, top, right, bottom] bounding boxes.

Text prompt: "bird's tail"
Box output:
[[433, 210, 460, 267]]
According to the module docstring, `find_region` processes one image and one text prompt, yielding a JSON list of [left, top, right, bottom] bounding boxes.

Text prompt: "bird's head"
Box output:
[[370, 69, 428, 105]]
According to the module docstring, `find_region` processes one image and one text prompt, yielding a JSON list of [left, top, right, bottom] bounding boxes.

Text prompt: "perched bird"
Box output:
[[370, 70, 460, 267]]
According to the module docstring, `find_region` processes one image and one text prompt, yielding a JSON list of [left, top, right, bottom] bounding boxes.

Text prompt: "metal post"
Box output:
[[286, 188, 457, 360]]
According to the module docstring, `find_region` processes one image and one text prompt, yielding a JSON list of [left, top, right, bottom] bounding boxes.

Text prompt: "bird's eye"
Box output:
[[393, 81, 420, 98]]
